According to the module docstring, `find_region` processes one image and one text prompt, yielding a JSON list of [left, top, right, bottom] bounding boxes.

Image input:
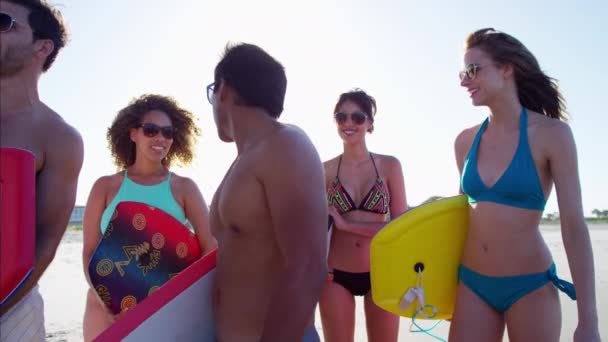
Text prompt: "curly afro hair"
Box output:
[[107, 94, 201, 169]]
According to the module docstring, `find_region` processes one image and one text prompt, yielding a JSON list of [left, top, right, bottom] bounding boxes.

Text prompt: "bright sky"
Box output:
[[40, 0, 607, 216]]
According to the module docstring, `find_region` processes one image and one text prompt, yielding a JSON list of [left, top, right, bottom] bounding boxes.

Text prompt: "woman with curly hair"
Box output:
[[81, 94, 216, 341]]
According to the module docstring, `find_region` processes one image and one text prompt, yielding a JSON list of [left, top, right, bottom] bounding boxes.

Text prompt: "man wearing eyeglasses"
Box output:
[[207, 43, 327, 342], [0, 1, 83, 340]]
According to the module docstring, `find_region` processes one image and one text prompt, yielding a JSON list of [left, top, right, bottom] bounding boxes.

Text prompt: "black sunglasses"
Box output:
[[138, 123, 175, 139], [206, 82, 215, 104], [334, 111, 368, 125], [0, 12, 17, 33], [459, 63, 485, 81]]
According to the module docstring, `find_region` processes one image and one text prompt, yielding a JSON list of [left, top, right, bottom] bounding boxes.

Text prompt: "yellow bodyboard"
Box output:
[[370, 195, 469, 320]]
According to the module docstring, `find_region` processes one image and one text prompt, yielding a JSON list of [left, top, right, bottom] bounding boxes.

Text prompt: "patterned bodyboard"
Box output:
[[88, 201, 201, 315]]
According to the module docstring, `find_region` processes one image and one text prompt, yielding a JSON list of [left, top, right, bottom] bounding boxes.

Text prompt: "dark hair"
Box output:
[[107, 94, 201, 169], [214, 43, 287, 118], [7, 0, 68, 72], [465, 28, 567, 120], [333, 88, 377, 133]]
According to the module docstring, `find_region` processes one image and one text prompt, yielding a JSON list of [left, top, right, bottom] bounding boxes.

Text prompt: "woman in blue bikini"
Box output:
[[321, 89, 408, 341], [81, 94, 217, 341], [451, 28, 600, 342]]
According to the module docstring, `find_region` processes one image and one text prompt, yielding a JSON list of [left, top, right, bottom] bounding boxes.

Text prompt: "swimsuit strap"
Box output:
[[547, 263, 576, 300], [336, 155, 343, 179], [369, 153, 380, 178]]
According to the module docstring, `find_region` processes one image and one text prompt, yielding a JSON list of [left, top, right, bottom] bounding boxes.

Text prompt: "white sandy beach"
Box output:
[[40, 226, 607, 341]]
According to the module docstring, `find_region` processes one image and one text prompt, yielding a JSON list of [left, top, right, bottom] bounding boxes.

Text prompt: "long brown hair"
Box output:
[[465, 28, 567, 120]]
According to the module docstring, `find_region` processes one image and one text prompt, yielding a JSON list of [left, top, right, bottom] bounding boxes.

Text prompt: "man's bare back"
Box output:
[[210, 124, 327, 341]]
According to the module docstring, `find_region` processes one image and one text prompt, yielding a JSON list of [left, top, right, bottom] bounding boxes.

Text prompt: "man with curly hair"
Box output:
[[207, 43, 327, 342], [0, 0, 83, 340]]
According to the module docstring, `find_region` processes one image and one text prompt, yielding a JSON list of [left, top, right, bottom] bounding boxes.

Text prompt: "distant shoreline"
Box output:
[[541, 218, 608, 225], [540, 223, 608, 231], [66, 221, 608, 232]]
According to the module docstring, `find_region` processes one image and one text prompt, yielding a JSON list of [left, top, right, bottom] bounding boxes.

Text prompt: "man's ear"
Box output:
[[502, 63, 514, 79], [35, 39, 54, 60], [216, 79, 242, 107], [216, 79, 229, 103]]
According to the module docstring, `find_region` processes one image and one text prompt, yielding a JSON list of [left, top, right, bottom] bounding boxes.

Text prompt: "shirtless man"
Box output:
[[206, 43, 327, 342], [0, 1, 83, 340]]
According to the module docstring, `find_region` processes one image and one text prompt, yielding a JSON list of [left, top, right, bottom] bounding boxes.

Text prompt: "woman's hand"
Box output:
[[574, 322, 601, 342], [114, 307, 131, 322], [328, 206, 347, 231]]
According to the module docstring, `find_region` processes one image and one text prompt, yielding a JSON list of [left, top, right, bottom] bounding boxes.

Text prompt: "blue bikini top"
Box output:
[[461, 108, 546, 211]]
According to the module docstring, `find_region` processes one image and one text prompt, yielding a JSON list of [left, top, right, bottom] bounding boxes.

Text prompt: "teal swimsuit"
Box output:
[[460, 108, 576, 313], [100, 171, 186, 234]]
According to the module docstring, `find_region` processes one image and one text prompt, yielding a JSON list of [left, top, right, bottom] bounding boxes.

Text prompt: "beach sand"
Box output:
[[40, 226, 607, 341]]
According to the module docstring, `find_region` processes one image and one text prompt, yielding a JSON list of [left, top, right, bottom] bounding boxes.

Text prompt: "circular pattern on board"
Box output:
[[120, 295, 137, 311], [96, 258, 114, 277], [176, 242, 188, 258], [132, 213, 146, 231], [151, 232, 165, 250]]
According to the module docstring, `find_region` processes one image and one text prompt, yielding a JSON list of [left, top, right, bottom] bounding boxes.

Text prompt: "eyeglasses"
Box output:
[[334, 111, 368, 125], [206, 82, 215, 104], [138, 123, 175, 139], [0, 12, 17, 33], [459, 63, 485, 81]]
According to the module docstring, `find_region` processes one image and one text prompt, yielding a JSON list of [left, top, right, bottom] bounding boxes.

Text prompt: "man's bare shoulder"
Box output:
[[254, 124, 323, 180], [35, 105, 83, 173], [38, 105, 82, 147], [267, 124, 317, 155]]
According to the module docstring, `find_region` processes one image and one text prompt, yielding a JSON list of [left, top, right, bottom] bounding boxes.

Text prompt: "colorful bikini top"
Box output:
[[328, 153, 390, 215], [461, 107, 546, 211]]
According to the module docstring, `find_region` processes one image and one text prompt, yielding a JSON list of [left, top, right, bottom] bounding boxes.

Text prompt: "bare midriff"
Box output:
[[462, 201, 553, 276], [328, 210, 389, 273]]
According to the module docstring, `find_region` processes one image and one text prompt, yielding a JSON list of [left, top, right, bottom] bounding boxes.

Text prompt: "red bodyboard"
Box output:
[[0, 148, 36, 307]]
